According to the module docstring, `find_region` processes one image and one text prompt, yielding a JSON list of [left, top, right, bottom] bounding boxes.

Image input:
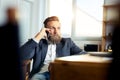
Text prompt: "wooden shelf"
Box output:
[[103, 20, 119, 24], [102, 36, 112, 40], [103, 4, 120, 8], [101, 2, 120, 52]]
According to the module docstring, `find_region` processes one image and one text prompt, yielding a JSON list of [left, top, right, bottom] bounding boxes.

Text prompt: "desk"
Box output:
[[50, 54, 112, 80]]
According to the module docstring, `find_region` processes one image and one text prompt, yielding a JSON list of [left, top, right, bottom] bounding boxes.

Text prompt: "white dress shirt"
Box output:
[[33, 38, 56, 73]]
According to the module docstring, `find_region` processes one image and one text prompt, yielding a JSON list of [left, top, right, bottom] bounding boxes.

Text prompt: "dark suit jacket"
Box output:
[[20, 38, 85, 78]]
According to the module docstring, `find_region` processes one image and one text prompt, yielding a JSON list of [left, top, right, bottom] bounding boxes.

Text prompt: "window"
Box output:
[[48, 0, 104, 40], [73, 0, 104, 40]]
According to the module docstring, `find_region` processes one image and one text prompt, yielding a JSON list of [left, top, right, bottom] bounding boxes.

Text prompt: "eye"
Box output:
[[49, 27, 54, 30], [57, 27, 60, 29]]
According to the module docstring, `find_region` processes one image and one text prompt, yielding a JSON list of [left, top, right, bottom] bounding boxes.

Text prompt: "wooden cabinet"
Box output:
[[101, 3, 120, 52]]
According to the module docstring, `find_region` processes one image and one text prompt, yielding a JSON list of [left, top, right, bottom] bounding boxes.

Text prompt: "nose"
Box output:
[[54, 28, 57, 34]]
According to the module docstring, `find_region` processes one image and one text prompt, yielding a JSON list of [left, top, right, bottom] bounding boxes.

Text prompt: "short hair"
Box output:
[[43, 16, 59, 27]]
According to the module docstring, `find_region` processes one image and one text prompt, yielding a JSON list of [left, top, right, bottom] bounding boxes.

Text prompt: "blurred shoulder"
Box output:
[[61, 37, 74, 44], [62, 37, 72, 41]]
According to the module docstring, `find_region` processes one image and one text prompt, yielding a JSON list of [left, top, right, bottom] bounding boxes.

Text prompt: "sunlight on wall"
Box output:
[[48, 0, 104, 39], [49, 0, 73, 37]]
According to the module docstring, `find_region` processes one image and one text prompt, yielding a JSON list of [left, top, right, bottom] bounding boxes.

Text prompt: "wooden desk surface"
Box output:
[[50, 54, 112, 80], [55, 54, 112, 63]]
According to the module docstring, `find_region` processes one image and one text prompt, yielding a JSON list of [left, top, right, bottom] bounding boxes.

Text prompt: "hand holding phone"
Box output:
[[34, 27, 49, 41], [45, 30, 49, 39]]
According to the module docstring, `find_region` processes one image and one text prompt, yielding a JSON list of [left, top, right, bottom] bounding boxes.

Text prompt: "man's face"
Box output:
[[46, 21, 61, 44]]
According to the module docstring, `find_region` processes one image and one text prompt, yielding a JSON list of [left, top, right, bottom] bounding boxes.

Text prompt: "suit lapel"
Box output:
[[40, 39, 48, 61], [56, 38, 65, 57], [56, 43, 62, 57]]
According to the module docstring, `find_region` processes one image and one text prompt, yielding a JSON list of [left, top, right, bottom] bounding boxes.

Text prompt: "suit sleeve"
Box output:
[[19, 39, 38, 60], [69, 38, 86, 55]]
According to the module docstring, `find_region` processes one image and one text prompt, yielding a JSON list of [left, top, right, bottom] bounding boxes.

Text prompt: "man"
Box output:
[[20, 16, 85, 80]]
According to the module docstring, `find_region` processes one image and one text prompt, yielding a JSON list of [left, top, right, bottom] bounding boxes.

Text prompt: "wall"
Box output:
[[0, 0, 106, 49], [0, 0, 44, 46]]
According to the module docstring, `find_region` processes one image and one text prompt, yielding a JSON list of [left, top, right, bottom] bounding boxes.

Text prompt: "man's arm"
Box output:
[[20, 27, 49, 60], [69, 38, 86, 55], [19, 39, 38, 60]]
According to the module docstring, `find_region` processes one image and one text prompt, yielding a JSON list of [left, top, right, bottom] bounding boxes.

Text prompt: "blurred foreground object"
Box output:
[[107, 3, 120, 79], [0, 7, 23, 80], [107, 22, 120, 80]]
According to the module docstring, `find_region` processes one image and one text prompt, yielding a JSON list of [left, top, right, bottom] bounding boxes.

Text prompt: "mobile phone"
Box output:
[[45, 31, 50, 39]]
